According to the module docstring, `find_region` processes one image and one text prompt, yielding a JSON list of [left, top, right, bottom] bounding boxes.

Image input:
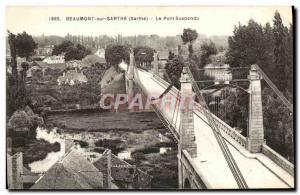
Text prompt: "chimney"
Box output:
[[179, 67, 197, 158]]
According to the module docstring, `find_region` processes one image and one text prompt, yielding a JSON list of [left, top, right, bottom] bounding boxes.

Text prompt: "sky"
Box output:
[[6, 6, 293, 37]]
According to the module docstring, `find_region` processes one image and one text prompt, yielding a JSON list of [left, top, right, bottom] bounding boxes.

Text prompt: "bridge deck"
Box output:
[[119, 62, 294, 189]]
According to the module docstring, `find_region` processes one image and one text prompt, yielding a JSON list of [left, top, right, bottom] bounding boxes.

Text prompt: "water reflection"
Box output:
[[29, 127, 65, 173], [160, 147, 172, 154], [118, 150, 132, 160], [29, 127, 174, 173]]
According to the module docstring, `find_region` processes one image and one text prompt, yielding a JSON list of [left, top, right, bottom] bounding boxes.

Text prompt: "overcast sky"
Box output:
[[6, 6, 292, 37]]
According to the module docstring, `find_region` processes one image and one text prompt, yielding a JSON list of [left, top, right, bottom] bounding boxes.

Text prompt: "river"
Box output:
[[29, 126, 175, 174]]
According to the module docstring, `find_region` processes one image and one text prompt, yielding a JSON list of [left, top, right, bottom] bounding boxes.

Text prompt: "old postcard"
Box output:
[[6, 6, 294, 190]]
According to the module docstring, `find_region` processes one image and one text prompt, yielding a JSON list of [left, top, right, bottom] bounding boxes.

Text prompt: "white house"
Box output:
[[95, 49, 105, 58], [57, 70, 87, 86], [43, 55, 65, 64], [204, 64, 232, 84]]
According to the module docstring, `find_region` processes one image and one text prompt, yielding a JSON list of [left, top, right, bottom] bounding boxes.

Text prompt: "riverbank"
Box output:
[[28, 111, 178, 188]]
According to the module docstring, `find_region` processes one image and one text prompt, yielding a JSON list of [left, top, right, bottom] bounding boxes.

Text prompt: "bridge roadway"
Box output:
[[119, 62, 294, 189]]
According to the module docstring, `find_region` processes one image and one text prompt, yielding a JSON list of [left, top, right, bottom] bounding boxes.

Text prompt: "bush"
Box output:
[[75, 140, 89, 148], [94, 139, 125, 154], [12, 137, 27, 148], [133, 146, 160, 155], [23, 139, 61, 165], [154, 142, 176, 148], [8, 107, 44, 139], [93, 147, 106, 154], [132, 152, 146, 161]]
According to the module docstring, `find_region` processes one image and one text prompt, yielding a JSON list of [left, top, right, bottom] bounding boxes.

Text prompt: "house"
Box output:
[[93, 149, 152, 189], [27, 65, 42, 78], [66, 60, 85, 69], [204, 63, 232, 84], [157, 51, 169, 69], [35, 45, 54, 57], [95, 49, 105, 58], [31, 149, 104, 189], [43, 55, 65, 64], [6, 151, 40, 189], [57, 70, 88, 85], [82, 54, 106, 67], [32, 61, 67, 72]]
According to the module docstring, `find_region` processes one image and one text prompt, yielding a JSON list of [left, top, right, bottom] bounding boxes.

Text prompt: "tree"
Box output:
[[181, 28, 198, 58], [199, 41, 217, 67], [20, 62, 29, 82], [286, 24, 293, 95], [224, 12, 294, 162], [133, 46, 154, 67], [261, 23, 275, 77], [226, 20, 264, 68], [218, 88, 249, 136], [165, 36, 177, 49], [15, 31, 37, 60], [164, 56, 184, 88], [105, 44, 130, 70], [273, 11, 288, 92], [52, 40, 74, 55], [262, 88, 293, 162], [8, 31, 18, 83], [7, 106, 44, 138], [64, 44, 91, 61], [168, 50, 175, 60]]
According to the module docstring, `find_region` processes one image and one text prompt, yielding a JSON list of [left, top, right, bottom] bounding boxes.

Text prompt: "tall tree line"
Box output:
[[226, 11, 293, 96], [225, 11, 294, 162]]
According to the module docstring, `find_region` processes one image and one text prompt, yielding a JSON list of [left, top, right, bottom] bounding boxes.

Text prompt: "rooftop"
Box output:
[[31, 150, 103, 189], [93, 150, 152, 189]]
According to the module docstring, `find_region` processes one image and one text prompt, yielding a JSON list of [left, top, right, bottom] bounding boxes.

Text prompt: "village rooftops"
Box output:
[[57, 69, 88, 85], [82, 54, 106, 66], [31, 150, 103, 189], [32, 61, 67, 71], [93, 149, 152, 189]]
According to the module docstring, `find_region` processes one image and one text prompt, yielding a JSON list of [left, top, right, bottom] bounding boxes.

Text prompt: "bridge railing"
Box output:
[[261, 144, 294, 176], [133, 68, 179, 143], [153, 73, 248, 148], [194, 103, 247, 148]]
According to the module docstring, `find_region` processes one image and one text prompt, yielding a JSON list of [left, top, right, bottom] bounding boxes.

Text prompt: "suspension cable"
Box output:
[[254, 65, 293, 113], [186, 65, 248, 189], [170, 91, 180, 127]]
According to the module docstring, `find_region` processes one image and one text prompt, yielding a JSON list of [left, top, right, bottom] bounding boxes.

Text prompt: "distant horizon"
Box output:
[[28, 33, 230, 38]]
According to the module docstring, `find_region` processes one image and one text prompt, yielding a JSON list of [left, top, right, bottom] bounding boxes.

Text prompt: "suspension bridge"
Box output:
[[118, 51, 294, 189]]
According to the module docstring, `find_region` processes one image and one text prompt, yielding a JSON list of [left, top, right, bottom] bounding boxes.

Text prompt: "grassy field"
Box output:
[[45, 111, 165, 132]]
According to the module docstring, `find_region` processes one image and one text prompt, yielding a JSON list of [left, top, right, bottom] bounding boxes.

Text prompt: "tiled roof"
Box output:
[[33, 61, 67, 71], [93, 150, 152, 188], [31, 150, 103, 189], [57, 70, 87, 84], [82, 54, 106, 66]]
